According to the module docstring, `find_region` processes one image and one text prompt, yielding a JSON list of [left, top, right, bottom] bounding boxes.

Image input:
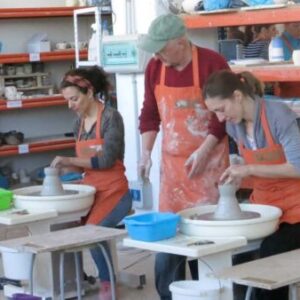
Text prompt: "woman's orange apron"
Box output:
[[155, 46, 229, 213], [76, 103, 128, 224], [239, 100, 300, 224]]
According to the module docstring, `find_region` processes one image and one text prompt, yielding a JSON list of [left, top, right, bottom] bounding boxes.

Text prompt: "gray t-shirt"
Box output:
[[74, 105, 125, 169], [226, 97, 300, 174]]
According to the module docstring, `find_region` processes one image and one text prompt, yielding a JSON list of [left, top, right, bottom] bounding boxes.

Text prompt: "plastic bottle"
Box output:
[[102, 19, 110, 36], [269, 36, 284, 62], [88, 23, 98, 62]]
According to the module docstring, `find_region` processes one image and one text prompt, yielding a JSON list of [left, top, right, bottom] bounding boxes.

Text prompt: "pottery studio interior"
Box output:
[[1, 0, 300, 300]]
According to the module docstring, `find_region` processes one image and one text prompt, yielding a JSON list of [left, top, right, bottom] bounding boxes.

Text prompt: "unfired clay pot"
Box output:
[[41, 167, 65, 196]]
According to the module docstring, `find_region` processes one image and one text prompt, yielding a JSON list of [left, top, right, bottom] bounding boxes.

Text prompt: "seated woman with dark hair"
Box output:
[[244, 24, 277, 59]]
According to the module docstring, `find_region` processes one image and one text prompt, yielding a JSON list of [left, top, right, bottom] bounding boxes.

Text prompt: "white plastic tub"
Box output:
[[169, 280, 220, 300], [2, 251, 33, 280]]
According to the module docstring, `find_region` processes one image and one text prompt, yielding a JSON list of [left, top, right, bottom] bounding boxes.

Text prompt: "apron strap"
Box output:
[[260, 100, 276, 147], [192, 45, 200, 89], [238, 100, 275, 151], [281, 33, 294, 56], [78, 102, 104, 141], [159, 63, 166, 86]]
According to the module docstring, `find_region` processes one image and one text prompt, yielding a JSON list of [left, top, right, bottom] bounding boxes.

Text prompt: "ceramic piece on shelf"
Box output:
[[182, 0, 200, 13], [16, 79, 24, 88], [55, 42, 69, 50], [79, 0, 87, 6], [23, 64, 32, 75], [292, 50, 300, 66], [4, 86, 18, 101], [65, 0, 78, 6], [3, 131, 24, 145], [16, 65, 24, 75], [0, 64, 4, 76], [6, 66, 16, 76], [33, 62, 44, 73]]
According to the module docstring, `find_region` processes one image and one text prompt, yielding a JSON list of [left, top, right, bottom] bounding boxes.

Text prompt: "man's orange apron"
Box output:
[[239, 100, 300, 224], [76, 103, 128, 224], [155, 46, 229, 212]]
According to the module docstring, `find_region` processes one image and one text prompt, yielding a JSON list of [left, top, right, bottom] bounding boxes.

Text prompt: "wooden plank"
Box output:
[[217, 249, 300, 290], [0, 225, 126, 253]]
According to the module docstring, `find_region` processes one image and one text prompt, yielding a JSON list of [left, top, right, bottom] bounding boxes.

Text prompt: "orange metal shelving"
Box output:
[[231, 64, 300, 82], [0, 96, 67, 111], [0, 50, 87, 64], [182, 5, 300, 29], [0, 137, 75, 157], [0, 7, 110, 19]]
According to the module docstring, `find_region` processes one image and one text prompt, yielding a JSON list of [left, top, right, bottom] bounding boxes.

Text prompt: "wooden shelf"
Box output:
[[0, 96, 67, 111], [0, 137, 75, 157], [231, 64, 300, 82], [0, 7, 110, 19], [182, 4, 300, 29], [0, 49, 87, 64]]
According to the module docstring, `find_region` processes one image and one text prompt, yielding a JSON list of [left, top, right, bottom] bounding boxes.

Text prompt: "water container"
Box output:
[[2, 251, 34, 280], [269, 36, 284, 62], [169, 280, 220, 300]]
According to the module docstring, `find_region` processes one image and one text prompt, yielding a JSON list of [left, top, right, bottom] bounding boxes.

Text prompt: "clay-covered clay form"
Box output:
[[41, 167, 65, 196], [193, 183, 260, 221]]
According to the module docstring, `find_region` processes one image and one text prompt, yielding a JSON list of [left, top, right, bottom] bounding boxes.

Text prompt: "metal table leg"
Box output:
[[97, 243, 116, 300], [29, 254, 36, 295], [74, 251, 82, 300], [290, 283, 298, 300], [245, 286, 253, 300], [59, 252, 65, 300]]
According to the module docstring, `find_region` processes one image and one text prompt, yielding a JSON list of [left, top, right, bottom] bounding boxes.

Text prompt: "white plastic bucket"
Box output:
[[2, 251, 33, 280], [169, 280, 220, 300]]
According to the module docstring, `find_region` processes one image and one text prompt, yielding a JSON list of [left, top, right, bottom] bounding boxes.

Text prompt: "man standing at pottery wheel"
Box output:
[[137, 14, 230, 300]]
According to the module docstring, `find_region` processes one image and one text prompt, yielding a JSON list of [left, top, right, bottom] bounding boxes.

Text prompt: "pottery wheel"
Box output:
[[191, 210, 261, 221]]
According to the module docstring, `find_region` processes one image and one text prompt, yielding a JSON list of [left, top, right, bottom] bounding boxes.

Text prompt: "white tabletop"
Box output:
[[0, 208, 58, 225], [123, 234, 247, 258]]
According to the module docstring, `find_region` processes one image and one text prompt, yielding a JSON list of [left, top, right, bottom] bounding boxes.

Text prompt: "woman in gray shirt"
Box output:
[[203, 70, 300, 300]]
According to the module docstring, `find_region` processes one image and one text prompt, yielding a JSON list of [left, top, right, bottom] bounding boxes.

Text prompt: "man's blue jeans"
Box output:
[[155, 253, 198, 300], [90, 190, 132, 281]]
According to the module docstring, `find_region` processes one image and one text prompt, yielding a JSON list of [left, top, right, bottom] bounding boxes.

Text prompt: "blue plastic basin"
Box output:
[[124, 212, 180, 242]]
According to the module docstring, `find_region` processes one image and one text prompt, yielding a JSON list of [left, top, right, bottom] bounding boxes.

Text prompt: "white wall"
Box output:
[[0, 0, 65, 8], [111, 0, 169, 211]]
